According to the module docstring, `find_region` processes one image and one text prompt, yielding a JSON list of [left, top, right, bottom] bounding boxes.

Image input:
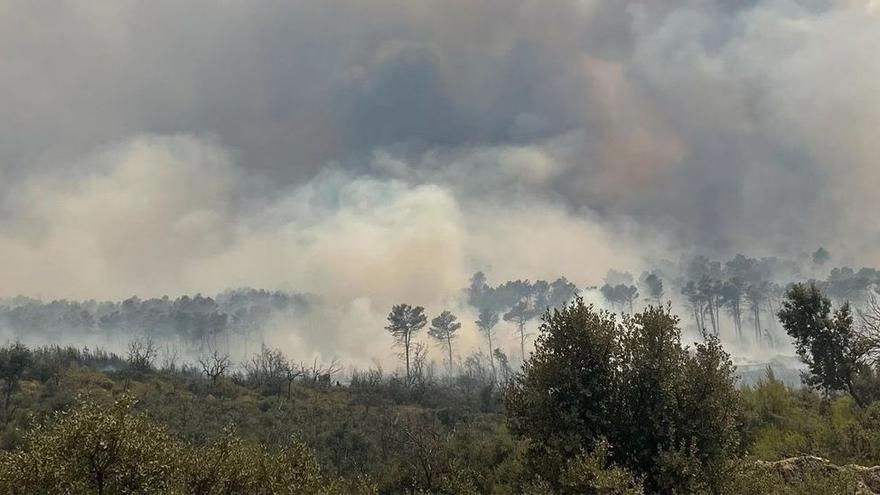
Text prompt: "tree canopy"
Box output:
[[506, 298, 742, 493]]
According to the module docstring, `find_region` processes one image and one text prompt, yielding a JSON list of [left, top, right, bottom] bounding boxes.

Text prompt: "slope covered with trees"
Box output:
[[4, 282, 880, 492], [3, 251, 880, 492]]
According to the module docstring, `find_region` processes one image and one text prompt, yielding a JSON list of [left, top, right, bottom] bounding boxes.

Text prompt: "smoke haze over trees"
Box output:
[[4, 2, 880, 493], [0, 2, 879, 375], [3, 253, 880, 372], [2, 1, 880, 335]]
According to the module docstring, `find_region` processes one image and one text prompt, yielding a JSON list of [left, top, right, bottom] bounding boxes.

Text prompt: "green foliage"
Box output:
[[561, 439, 644, 495], [506, 298, 620, 481], [0, 395, 372, 495], [0, 395, 183, 494], [0, 342, 32, 420], [722, 457, 863, 495], [5, 318, 880, 494], [506, 299, 743, 492], [741, 368, 880, 466], [0, 342, 524, 493], [778, 282, 867, 406]]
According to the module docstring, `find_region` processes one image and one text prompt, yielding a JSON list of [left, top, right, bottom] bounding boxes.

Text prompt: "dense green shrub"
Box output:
[[2, 327, 880, 493], [0, 395, 374, 495], [506, 299, 743, 492]]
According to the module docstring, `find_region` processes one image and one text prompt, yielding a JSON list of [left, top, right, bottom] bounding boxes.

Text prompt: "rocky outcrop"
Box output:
[[757, 456, 880, 494]]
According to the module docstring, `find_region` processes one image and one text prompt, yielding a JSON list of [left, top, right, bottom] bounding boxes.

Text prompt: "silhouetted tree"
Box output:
[[126, 338, 158, 372], [466, 272, 495, 311], [476, 309, 499, 382], [719, 278, 746, 342], [386, 304, 427, 385], [601, 284, 639, 313], [0, 343, 31, 422], [493, 348, 513, 386], [428, 311, 461, 374], [746, 282, 769, 344], [812, 247, 831, 267], [547, 277, 578, 309], [198, 348, 231, 385], [682, 280, 705, 331], [641, 272, 664, 305], [243, 344, 287, 395]]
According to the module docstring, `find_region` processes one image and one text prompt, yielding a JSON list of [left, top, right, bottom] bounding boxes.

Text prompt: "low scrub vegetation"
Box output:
[[3, 284, 880, 493]]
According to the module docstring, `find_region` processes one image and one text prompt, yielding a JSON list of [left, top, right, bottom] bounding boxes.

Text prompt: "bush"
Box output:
[[506, 299, 743, 492], [0, 395, 375, 495]]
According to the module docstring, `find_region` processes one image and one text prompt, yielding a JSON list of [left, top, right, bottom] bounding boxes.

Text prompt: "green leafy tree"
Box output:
[[561, 439, 644, 495], [0, 396, 372, 495], [0, 343, 31, 422], [506, 299, 742, 492], [0, 395, 184, 494], [506, 299, 621, 483], [778, 282, 867, 406]]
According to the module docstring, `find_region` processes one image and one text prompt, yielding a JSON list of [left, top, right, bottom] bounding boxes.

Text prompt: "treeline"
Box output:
[[381, 274, 578, 387], [598, 250, 880, 349], [5, 249, 880, 371], [0, 289, 309, 354], [4, 280, 880, 492]]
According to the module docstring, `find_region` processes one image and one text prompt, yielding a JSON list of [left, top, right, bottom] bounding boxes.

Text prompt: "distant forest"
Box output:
[[0, 289, 310, 357], [2, 273, 880, 493], [2, 249, 878, 373]]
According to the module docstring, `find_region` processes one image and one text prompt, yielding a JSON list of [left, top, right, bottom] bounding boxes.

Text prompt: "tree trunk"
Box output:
[[487, 331, 496, 382], [706, 301, 718, 336], [404, 332, 411, 384], [698, 303, 706, 331], [446, 335, 454, 376], [767, 297, 778, 346], [754, 305, 762, 344], [734, 304, 742, 342], [847, 381, 867, 408]]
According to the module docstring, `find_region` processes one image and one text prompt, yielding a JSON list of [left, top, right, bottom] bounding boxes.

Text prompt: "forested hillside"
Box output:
[[4, 0, 879, 493], [3, 281, 880, 493]]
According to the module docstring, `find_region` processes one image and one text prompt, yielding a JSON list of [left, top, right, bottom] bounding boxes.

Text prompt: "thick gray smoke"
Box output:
[[1, 0, 878, 365]]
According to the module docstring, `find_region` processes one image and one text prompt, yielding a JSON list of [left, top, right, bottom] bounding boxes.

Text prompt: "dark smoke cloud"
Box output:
[[1, 0, 878, 304]]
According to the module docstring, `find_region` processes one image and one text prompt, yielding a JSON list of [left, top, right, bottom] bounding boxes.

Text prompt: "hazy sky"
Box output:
[[1, 0, 878, 305]]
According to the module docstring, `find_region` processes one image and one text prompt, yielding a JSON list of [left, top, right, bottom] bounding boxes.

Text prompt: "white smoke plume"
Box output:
[[1, 0, 878, 365]]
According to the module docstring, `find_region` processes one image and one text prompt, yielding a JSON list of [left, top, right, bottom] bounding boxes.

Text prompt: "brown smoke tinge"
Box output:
[[581, 55, 687, 198], [0, 134, 647, 365], [1, 1, 880, 365]]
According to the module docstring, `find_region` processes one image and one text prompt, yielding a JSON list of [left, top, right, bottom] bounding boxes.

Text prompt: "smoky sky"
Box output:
[[1, 0, 879, 303]]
